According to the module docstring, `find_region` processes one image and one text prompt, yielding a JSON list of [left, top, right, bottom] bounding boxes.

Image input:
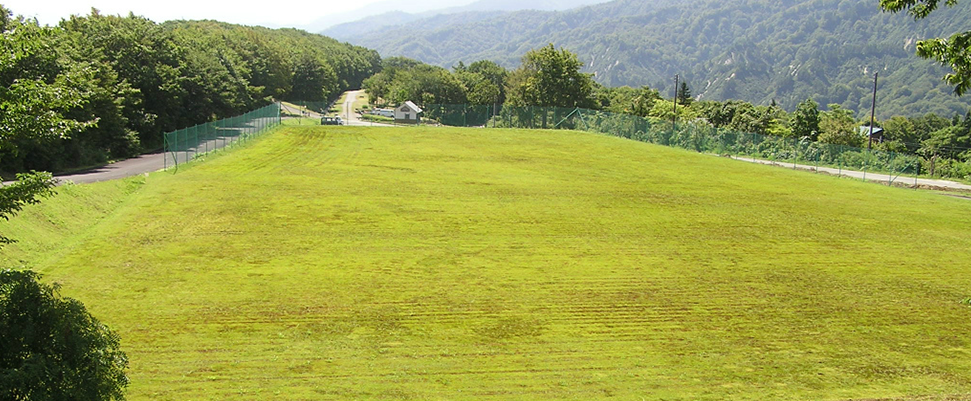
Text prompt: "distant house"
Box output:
[[394, 101, 422, 124], [858, 126, 884, 143]]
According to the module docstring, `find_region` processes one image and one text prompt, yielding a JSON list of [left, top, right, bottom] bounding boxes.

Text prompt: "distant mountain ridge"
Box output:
[[321, 0, 611, 41], [342, 0, 970, 118]]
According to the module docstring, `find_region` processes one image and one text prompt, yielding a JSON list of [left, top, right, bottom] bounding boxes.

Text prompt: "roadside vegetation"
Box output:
[[7, 125, 971, 400]]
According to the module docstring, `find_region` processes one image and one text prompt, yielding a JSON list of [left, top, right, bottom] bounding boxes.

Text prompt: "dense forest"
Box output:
[[0, 6, 379, 173], [347, 0, 970, 119]]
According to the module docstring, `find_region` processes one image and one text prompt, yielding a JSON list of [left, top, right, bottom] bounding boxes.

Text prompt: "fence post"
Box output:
[[888, 152, 895, 186], [838, 145, 843, 177], [181, 129, 188, 166], [862, 148, 868, 182], [915, 161, 919, 188], [163, 132, 168, 170], [792, 137, 797, 169]]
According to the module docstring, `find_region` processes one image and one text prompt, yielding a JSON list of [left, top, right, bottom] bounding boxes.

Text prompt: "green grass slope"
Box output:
[[0, 177, 146, 268], [9, 126, 971, 400]]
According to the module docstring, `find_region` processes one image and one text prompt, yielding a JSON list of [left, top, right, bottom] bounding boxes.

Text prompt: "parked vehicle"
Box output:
[[321, 116, 343, 125]]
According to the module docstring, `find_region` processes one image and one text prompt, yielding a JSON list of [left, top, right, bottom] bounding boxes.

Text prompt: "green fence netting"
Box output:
[[422, 104, 924, 185], [163, 102, 281, 169]]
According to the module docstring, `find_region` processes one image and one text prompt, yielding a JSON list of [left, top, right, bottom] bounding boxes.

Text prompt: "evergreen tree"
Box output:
[[790, 98, 821, 141], [677, 81, 693, 106]]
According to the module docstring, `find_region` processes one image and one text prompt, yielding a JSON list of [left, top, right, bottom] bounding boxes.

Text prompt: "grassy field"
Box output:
[[5, 125, 971, 400]]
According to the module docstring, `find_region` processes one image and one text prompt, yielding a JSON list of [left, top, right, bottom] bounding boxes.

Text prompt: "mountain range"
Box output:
[[336, 0, 970, 118], [317, 0, 611, 39]]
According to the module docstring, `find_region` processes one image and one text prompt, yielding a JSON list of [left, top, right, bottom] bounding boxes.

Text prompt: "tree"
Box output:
[[818, 104, 863, 147], [467, 80, 500, 105], [289, 53, 337, 101], [790, 98, 821, 140], [677, 81, 693, 106], [467, 60, 508, 105], [0, 7, 76, 245], [0, 269, 128, 400], [0, 8, 92, 155], [505, 44, 598, 110], [880, 0, 971, 95], [921, 124, 970, 159]]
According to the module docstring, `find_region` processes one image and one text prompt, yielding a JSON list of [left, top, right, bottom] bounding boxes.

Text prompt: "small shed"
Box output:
[[394, 101, 422, 124], [858, 126, 884, 143]]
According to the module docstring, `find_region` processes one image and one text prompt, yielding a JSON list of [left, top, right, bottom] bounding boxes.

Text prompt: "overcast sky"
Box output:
[[2, 0, 475, 29]]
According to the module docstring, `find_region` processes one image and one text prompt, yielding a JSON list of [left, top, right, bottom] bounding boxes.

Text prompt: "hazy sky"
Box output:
[[2, 0, 474, 28]]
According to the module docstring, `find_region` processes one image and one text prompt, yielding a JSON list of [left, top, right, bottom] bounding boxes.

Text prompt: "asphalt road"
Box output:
[[54, 151, 164, 184], [341, 90, 393, 127]]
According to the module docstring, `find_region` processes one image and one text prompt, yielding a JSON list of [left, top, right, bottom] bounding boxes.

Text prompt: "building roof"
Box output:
[[858, 126, 884, 136], [402, 101, 423, 113]]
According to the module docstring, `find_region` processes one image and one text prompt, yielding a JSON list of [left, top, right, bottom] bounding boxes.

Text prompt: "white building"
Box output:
[[394, 101, 422, 124]]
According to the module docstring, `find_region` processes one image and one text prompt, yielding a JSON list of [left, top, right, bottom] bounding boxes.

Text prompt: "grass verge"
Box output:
[[6, 125, 971, 400]]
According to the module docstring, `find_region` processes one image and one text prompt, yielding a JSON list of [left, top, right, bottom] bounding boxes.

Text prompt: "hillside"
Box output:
[[6, 125, 971, 399], [346, 0, 971, 118]]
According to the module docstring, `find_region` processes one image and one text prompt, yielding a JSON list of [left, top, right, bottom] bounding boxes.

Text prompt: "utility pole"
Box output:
[[868, 72, 878, 150], [673, 74, 679, 133]]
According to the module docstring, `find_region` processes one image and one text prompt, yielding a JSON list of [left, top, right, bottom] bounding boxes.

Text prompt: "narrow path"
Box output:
[[732, 156, 971, 191]]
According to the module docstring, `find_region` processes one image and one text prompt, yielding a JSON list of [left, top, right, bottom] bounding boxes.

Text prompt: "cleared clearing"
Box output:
[[7, 126, 971, 400]]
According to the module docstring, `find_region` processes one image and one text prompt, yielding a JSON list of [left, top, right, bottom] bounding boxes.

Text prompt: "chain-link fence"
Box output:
[[422, 104, 925, 185], [163, 102, 281, 169]]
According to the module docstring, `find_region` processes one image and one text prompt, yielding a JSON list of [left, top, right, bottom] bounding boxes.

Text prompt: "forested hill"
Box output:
[[347, 0, 970, 118], [0, 8, 380, 173]]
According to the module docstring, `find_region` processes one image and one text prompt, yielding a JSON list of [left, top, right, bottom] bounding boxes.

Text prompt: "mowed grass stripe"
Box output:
[[20, 125, 971, 400]]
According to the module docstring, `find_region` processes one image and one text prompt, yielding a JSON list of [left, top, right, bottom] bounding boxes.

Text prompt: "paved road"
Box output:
[[49, 94, 387, 185], [54, 151, 164, 184], [281, 102, 323, 119], [341, 90, 393, 127], [732, 156, 971, 191]]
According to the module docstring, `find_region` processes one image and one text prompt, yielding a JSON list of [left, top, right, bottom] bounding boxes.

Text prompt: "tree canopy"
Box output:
[[880, 0, 971, 95], [790, 98, 821, 140], [0, 269, 129, 401], [0, 6, 381, 174], [505, 44, 598, 109]]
